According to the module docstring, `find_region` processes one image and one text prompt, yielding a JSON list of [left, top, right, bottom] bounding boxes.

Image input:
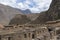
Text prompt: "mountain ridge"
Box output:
[[0, 0, 60, 25], [28, 0, 60, 24]]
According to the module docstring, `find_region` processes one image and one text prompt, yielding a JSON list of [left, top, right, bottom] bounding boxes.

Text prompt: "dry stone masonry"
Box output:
[[0, 20, 60, 40]]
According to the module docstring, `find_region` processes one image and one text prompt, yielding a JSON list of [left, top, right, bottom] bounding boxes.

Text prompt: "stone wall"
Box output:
[[0, 26, 50, 40]]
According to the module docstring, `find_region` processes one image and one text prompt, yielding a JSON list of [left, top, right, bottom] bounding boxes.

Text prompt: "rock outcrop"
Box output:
[[46, 0, 60, 20]]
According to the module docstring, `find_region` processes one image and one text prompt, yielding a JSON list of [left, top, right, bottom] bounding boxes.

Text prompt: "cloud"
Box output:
[[0, 0, 17, 7], [0, 0, 52, 13]]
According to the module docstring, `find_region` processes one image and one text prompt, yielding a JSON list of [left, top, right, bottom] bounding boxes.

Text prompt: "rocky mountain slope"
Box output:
[[46, 0, 60, 20], [9, 14, 31, 25], [26, 13, 39, 20], [0, 4, 37, 25], [9, 13, 39, 25], [0, 4, 25, 25], [29, 0, 60, 24], [17, 9, 32, 14], [0, 0, 60, 25]]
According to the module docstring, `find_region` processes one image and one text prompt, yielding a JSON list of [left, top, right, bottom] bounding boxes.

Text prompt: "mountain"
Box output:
[[21, 9, 32, 14], [29, 0, 60, 24], [9, 14, 31, 25], [29, 12, 48, 24], [26, 13, 39, 20], [9, 0, 60, 25], [9, 13, 40, 25], [45, 0, 60, 20], [0, 4, 24, 25], [0, 0, 60, 25], [17, 9, 32, 14], [0, 4, 32, 25], [0, 4, 31, 25]]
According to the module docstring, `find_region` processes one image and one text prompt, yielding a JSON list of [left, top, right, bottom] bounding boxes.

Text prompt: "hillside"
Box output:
[[46, 0, 60, 20], [0, 4, 24, 25], [29, 0, 60, 24], [26, 13, 39, 20], [9, 14, 31, 25], [0, 0, 60, 25], [0, 4, 32, 25], [30, 12, 48, 24], [17, 9, 32, 14]]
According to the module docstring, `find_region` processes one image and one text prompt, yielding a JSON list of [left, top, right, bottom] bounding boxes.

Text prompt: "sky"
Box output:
[[0, 0, 52, 13]]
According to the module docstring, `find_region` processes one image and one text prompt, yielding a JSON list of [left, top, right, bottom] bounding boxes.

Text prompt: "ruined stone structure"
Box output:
[[0, 0, 60, 40], [46, 20, 60, 40], [0, 24, 50, 40], [0, 20, 60, 40]]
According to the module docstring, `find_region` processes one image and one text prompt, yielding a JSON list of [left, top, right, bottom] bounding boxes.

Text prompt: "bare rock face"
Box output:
[[46, 0, 60, 20]]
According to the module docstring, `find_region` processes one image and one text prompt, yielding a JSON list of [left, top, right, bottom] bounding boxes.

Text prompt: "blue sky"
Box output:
[[0, 0, 52, 13]]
